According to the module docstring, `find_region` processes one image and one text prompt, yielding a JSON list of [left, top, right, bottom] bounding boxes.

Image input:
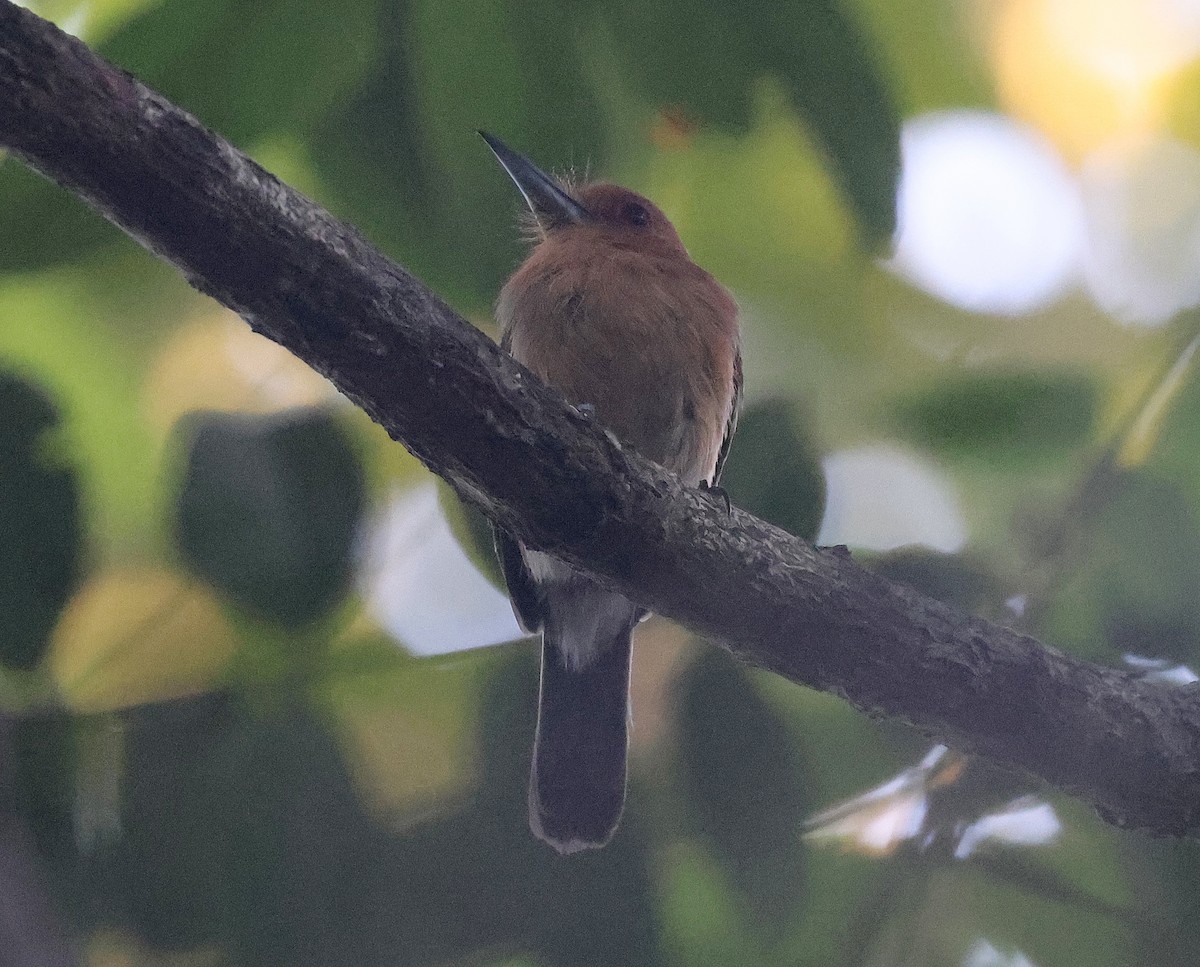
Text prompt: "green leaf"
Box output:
[[676, 649, 810, 940], [311, 0, 603, 311], [12, 713, 78, 861], [173, 409, 365, 628], [775, 0, 901, 246], [0, 165, 124, 272], [598, 0, 759, 132], [845, 0, 994, 114], [0, 258, 178, 550], [0, 0, 380, 273], [870, 548, 1002, 615], [601, 0, 900, 246], [720, 399, 826, 541], [207, 701, 393, 966], [1039, 470, 1200, 662], [0, 373, 81, 671], [100, 0, 380, 148], [659, 839, 765, 967], [894, 369, 1097, 460], [437, 479, 506, 591], [115, 693, 234, 949], [114, 693, 393, 960], [1137, 337, 1200, 514]]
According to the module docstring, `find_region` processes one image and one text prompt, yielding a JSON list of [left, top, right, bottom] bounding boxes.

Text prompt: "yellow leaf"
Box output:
[[50, 569, 236, 712], [320, 639, 483, 819]]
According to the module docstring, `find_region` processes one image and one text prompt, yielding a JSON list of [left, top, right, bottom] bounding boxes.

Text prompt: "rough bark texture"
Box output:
[[2, 0, 1200, 835]]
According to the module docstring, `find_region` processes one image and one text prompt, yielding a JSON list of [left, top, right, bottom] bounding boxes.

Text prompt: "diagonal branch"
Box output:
[[2, 0, 1199, 836]]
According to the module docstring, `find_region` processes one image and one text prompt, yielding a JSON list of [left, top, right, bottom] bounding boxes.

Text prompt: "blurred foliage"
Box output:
[[2, 0, 1200, 964], [720, 398, 826, 540], [0, 373, 80, 673], [48, 568, 238, 712], [438, 477, 507, 590], [870, 548, 1005, 616], [1040, 469, 1200, 663], [894, 369, 1098, 460], [173, 408, 365, 628], [675, 650, 810, 942]]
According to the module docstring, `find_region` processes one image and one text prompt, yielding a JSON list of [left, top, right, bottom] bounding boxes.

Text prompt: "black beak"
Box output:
[[479, 131, 591, 229]]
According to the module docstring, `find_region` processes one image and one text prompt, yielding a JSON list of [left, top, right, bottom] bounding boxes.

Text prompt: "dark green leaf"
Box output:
[[114, 693, 392, 962], [895, 369, 1097, 459], [1139, 343, 1200, 515], [0, 373, 81, 670], [173, 409, 365, 627], [601, 0, 900, 245], [11, 713, 78, 861], [720, 398, 826, 541], [778, 0, 900, 245], [1093, 474, 1200, 664], [101, 0, 380, 148], [115, 693, 236, 949], [1148, 837, 1200, 963], [676, 648, 810, 939], [209, 701, 392, 966], [0, 166, 124, 272], [1039, 470, 1200, 662], [437, 479, 505, 590], [599, 0, 759, 132], [870, 548, 1002, 615], [311, 0, 603, 311]]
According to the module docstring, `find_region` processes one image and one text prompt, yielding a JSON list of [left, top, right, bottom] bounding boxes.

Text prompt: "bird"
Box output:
[[481, 131, 742, 854]]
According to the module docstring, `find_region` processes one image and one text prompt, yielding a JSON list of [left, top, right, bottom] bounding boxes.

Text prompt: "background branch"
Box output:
[[2, 0, 1199, 836]]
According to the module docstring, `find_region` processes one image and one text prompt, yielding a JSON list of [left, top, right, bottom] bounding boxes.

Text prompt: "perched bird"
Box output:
[[482, 132, 742, 854]]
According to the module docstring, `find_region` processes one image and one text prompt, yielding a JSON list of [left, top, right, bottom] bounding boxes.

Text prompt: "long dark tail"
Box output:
[[529, 604, 636, 854]]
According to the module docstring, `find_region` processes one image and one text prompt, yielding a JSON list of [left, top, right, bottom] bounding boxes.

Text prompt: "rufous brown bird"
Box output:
[[482, 132, 742, 854]]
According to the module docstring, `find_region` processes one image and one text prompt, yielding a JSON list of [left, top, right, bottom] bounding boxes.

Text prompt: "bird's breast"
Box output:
[[498, 238, 738, 484]]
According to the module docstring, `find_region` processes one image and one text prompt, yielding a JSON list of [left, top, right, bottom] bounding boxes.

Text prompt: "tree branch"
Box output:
[[2, 0, 1199, 836]]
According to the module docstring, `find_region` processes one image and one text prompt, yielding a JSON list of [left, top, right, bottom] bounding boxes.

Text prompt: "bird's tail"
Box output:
[[529, 593, 637, 854]]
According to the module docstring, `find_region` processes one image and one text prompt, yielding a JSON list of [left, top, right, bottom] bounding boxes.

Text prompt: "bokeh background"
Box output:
[[4, 0, 1200, 964]]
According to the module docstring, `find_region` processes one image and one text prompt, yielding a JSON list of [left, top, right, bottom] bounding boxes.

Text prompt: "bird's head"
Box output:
[[480, 131, 685, 256]]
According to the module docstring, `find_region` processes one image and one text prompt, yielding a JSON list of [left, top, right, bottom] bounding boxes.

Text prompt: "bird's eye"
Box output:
[[623, 202, 650, 227]]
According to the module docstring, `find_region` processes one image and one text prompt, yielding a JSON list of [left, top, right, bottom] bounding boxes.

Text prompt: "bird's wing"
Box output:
[[712, 347, 743, 485], [492, 523, 543, 635], [494, 326, 545, 633]]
